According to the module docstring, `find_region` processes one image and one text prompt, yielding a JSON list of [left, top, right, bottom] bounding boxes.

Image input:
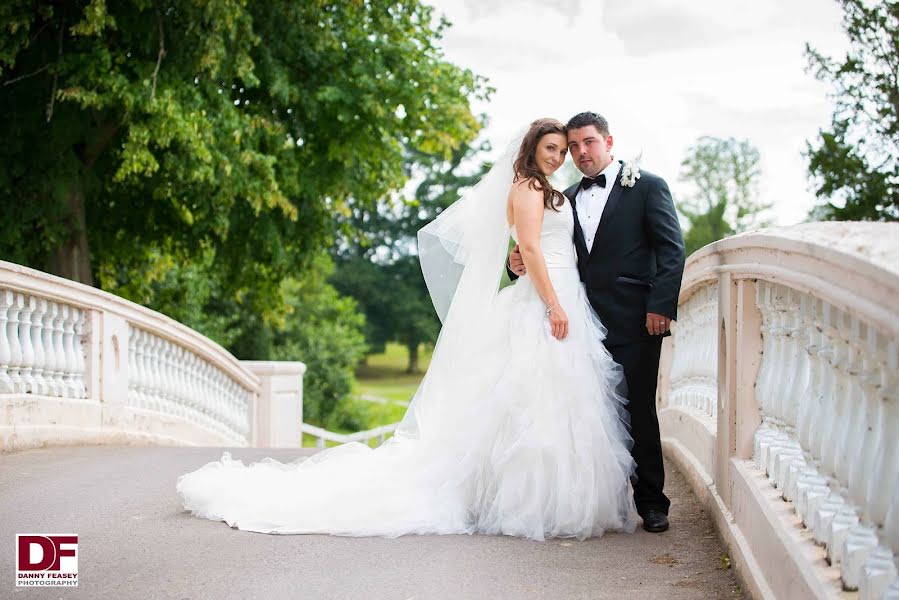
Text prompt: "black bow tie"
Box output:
[[580, 173, 606, 191]]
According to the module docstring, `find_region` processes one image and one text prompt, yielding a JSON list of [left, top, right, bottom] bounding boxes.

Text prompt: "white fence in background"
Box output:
[[0, 261, 305, 451], [300, 422, 400, 449], [658, 223, 899, 600]]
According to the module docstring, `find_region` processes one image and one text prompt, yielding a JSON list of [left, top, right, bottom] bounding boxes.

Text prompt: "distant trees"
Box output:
[[332, 140, 491, 373], [805, 0, 898, 221], [677, 136, 768, 255]]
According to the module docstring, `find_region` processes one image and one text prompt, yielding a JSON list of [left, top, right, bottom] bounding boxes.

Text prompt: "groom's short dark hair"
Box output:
[[566, 112, 609, 136]]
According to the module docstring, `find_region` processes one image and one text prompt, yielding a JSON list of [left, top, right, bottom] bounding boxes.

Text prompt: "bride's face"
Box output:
[[535, 133, 567, 176]]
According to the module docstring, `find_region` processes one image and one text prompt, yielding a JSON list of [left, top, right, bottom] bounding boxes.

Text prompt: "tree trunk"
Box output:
[[48, 182, 93, 286], [406, 342, 419, 374]]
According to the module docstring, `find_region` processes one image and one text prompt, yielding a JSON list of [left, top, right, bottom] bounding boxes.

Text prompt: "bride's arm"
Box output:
[[509, 180, 569, 340]]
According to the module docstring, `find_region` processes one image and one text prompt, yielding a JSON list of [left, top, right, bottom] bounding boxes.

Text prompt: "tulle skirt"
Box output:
[[176, 265, 638, 541]]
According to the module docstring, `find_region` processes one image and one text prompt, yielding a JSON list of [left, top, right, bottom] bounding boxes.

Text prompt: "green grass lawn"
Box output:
[[355, 341, 433, 380], [301, 342, 432, 448]]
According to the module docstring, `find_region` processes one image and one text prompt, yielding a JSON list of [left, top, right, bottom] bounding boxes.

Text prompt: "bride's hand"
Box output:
[[548, 305, 569, 340]]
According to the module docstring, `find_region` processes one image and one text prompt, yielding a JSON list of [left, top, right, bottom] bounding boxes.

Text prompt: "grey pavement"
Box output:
[[0, 446, 741, 600]]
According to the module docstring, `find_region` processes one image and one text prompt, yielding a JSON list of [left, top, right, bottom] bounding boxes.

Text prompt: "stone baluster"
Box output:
[[127, 327, 138, 408], [226, 380, 237, 438], [156, 335, 169, 413], [7, 293, 24, 393], [841, 317, 869, 504], [165, 338, 177, 414], [132, 328, 144, 409], [39, 301, 58, 397], [804, 299, 828, 469], [60, 305, 77, 398], [198, 361, 211, 421], [143, 334, 156, 411], [768, 285, 790, 426], [773, 291, 808, 490], [19, 295, 36, 393], [821, 310, 850, 483], [668, 296, 687, 409], [72, 309, 86, 398], [48, 302, 65, 397], [781, 289, 805, 429], [703, 288, 718, 416], [156, 338, 169, 414], [753, 283, 777, 467], [795, 294, 817, 452], [668, 284, 717, 417], [180, 347, 192, 421], [0, 291, 13, 393], [868, 340, 898, 529], [142, 330, 154, 410], [188, 353, 199, 422], [243, 388, 253, 438], [171, 345, 184, 419], [30, 298, 48, 395], [766, 289, 802, 484]]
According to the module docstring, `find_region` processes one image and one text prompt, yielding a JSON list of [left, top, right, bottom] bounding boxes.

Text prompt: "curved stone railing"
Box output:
[[657, 223, 899, 600], [1, 261, 306, 451]]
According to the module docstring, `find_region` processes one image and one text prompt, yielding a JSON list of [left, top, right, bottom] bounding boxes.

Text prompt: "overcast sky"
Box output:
[[429, 0, 848, 225]]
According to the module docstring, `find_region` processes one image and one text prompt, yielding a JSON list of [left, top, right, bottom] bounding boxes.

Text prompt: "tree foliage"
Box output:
[[805, 0, 898, 221], [677, 136, 767, 255], [266, 256, 368, 427], [0, 0, 487, 325], [331, 140, 490, 372]]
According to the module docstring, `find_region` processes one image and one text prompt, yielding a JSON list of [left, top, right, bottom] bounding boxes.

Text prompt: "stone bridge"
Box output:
[[1, 222, 897, 599]]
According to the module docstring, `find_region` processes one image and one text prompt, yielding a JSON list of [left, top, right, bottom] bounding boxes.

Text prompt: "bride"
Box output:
[[176, 118, 638, 541]]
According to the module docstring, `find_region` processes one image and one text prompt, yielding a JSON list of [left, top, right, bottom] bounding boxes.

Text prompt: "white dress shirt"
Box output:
[[575, 159, 620, 254]]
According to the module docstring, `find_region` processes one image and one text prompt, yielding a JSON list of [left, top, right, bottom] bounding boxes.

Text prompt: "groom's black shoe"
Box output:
[[641, 510, 669, 533]]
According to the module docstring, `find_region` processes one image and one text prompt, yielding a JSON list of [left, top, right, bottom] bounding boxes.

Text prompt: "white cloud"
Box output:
[[431, 0, 848, 225]]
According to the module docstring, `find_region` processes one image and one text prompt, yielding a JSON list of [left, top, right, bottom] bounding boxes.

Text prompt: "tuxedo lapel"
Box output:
[[587, 161, 625, 264], [564, 186, 589, 268]]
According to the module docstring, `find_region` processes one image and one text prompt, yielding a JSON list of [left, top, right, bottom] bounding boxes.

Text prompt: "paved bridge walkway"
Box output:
[[0, 447, 740, 599]]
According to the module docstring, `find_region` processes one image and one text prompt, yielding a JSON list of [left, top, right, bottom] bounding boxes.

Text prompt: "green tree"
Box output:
[[266, 256, 368, 427], [805, 0, 898, 221], [677, 136, 767, 255], [332, 140, 490, 372], [0, 0, 486, 325]]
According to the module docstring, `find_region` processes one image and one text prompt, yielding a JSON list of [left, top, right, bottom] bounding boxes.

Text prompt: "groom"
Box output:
[[509, 112, 685, 533]]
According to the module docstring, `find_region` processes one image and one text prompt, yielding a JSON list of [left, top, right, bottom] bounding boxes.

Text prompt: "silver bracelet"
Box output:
[[545, 303, 560, 316]]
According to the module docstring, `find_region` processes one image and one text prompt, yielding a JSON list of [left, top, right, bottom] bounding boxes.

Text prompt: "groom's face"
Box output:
[[567, 126, 613, 177]]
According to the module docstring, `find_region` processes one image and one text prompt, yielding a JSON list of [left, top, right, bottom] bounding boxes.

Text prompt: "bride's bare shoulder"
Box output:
[[508, 177, 542, 200]]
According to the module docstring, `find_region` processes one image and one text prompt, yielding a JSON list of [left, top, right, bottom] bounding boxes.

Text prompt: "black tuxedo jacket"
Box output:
[[511, 161, 686, 347]]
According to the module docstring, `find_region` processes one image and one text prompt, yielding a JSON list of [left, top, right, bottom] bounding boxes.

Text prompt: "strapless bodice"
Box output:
[[510, 198, 577, 268]]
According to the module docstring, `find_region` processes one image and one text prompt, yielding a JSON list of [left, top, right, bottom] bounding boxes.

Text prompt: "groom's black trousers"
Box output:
[[605, 338, 670, 516]]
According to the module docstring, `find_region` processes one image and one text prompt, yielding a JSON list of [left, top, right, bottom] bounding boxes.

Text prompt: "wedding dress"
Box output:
[[176, 135, 638, 541]]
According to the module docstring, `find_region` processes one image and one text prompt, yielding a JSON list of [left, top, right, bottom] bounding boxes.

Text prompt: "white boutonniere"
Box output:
[[619, 152, 642, 188]]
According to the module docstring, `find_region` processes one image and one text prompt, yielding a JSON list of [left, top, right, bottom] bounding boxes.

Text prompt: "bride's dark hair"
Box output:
[[513, 118, 567, 211]]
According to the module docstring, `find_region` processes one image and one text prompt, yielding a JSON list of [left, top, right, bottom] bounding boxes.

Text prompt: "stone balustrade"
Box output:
[[1, 291, 87, 400], [668, 281, 718, 418], [0, 260, 305, 451], [658, 222, 899, 599]]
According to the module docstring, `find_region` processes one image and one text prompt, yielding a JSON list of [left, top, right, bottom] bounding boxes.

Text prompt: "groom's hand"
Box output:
[[509, 245, 526, 276], [646, 312, 671, 335]]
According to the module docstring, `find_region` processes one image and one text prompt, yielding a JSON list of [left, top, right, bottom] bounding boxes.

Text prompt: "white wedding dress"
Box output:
[[176, 195, 639, 541]]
